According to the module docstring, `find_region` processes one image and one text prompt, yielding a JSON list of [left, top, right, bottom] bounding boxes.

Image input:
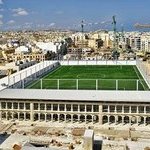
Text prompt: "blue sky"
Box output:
[[0, 0, 150, 31]]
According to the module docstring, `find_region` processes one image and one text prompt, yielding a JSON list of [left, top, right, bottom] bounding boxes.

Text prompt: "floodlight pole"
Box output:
[[76, 79, 79, 90], [96, 79, 98, 90], [57, 79, 60, 90], [40, 79, 43, 89], [22, 79, 24, 89], [136, 80, 139, 91], [116, 80, 118, 90]]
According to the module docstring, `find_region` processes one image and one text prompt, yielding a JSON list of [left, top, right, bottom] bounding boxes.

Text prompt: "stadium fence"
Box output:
[[26, 78, 147, 91], [136, 58, 150, 88]]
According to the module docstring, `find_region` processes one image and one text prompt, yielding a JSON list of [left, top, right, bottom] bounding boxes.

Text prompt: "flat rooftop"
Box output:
[[0, 89, 150, 103]]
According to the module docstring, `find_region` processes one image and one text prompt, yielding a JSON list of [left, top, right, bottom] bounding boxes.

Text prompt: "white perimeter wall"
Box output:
[[136, 59, 150, 88], [0, 61, 58, 91], [60, 60, 136, 66]]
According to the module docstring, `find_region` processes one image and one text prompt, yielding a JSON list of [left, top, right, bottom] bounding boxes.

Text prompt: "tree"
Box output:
[[96, 39, 103, 48], [65, 37, 73, 47], [45, 51, 56, 60], [112, 50, 120, 60], [60, 41, 68, 56]]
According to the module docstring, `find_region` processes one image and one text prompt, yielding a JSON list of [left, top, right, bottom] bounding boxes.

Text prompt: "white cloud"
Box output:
[[12, 8, 29, 16], [0, 14, 3, 19], [0, 0, 3, 4], [49, 23, 55, 27], [7, 20, 15, 25]]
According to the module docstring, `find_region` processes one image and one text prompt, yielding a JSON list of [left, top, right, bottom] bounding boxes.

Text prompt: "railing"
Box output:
[[5, 61, 60, 89], [25, 78, 148, 91], [136, 58, 150, 88], [60, 60, 136, 66]]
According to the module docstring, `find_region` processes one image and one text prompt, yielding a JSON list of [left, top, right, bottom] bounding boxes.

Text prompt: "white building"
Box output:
[[15, 46, 29, 54], [35, 42, 61, 54], [141, 35, 150, 52]]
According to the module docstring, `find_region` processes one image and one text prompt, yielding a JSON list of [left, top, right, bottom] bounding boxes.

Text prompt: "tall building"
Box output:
[[141, 35, 150, 52]]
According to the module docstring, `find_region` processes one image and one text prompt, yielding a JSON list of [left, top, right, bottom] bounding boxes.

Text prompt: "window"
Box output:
[[46, 104, 51, 110], [66, 104, 71, 111], [80, 105, 85, 112], [146, 106, 150, 113], [116, 105, 122, 113], [124, 106, 129, 113], [1, 102, 6, 109], [86, 105, 92, 112], [19, 103, 24, 109], [73, 104, 78, 111], [53, 104, 58, 111], [103, 105, 108, 112], [25, 103, 30, 110], [34, 103, 38, 110], [13, 102, 18, 109], [93, 105, 99, 112], [59, 104, 64, 111], [7, 102, 12, 109], [109, 105, 115, 112], [40, 103, 45, 110], [138, 106, 144, 113], [131, 106, 137, 113]]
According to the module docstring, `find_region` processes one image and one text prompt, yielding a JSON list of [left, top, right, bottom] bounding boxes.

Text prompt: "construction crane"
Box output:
[[111, 16, 120, 59], [78, 20, 84, 60], [81, 20, 84, 50], [74, 18, 119, 59], [112, 15, 118, 51]]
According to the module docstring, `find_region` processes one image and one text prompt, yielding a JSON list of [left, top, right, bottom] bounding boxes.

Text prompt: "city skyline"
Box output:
[[0, 0, 150, 31]]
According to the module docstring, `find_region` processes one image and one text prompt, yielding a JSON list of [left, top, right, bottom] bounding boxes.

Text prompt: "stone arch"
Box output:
[[7, 112, 12, 120], [138, 116, 144, 125], [93, 115, 99, 123], [131, 116, 137, 124], [46, 114, 51, 121], [66, 114, 71, 122], [80, 115, 85, 122], [1, 112, 6, 119], [13, 113, 18, 119], [60, 114, 65, 121], [109, 115, 115, 124], [19, 113, 24, 120], [86, 115, 92, 122], [73, 114, 78, 122], [40, 113, 45, 121], [124, 116, 129, 124], [118, 116, 122, 124], [34, 113, 38, 121], [26, 113, 30, 120], [146, 117, 150, 125], [53, 114, 58, 121], [103, 116, 108, 124]]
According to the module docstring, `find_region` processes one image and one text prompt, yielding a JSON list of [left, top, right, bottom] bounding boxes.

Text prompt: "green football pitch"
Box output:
[[27, 65, 149, 90]]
